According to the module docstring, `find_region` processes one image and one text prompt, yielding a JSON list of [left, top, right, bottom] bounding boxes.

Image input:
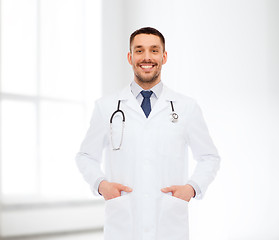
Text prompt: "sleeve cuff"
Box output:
[[187, 180, 201, 199], [91, 177, 106, 196]]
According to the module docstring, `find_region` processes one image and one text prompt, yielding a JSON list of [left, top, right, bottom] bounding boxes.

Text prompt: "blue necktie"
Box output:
[[141, 90, 153, 118]]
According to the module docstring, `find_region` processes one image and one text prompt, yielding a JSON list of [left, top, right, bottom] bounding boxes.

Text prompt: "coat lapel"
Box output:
[[118, 86, 144, 117], [148, 85, 177, 120]]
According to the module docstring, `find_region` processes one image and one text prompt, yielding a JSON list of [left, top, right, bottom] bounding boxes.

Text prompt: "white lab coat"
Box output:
[[76, 84, 220, 240]]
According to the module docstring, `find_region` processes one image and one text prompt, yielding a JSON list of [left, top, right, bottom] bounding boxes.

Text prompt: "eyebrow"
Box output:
[[134, 45, 143, 49], [133, 45, 161, 49]]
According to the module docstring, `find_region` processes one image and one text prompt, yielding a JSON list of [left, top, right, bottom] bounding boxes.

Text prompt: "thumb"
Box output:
[[117, 184, 133, 192], [161, 186, 175, 193]]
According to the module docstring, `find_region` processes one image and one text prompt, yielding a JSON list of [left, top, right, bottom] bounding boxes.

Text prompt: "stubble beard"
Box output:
[[134, 63, 162, 84], [135, 71, 160, 84]]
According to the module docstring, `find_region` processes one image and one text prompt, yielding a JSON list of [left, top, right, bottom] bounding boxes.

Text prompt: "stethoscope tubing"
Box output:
[[110, 100, 178, 150], [110, 100, 125, 123]]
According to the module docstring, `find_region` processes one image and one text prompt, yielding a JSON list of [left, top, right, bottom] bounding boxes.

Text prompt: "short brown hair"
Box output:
[[130, 27, 165, 52]]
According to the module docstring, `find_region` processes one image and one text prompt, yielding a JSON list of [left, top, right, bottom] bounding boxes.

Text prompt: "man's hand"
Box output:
[[161, 184, 195, 202], [98, 180, 133, 200]]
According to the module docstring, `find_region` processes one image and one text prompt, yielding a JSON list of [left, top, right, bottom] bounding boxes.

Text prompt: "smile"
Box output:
[[139, 64, 156, 70]]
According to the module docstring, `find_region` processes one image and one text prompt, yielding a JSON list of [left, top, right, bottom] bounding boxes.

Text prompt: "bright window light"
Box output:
[[1, 100, 37, 195], [0, 0, 101, 202], [1, 0, 37, 95]]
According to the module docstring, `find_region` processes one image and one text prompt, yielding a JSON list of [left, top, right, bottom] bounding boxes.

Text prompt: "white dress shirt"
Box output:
[[130, 80, 163, 108]]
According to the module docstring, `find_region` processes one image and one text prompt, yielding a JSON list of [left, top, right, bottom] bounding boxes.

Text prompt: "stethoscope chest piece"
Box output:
[[170, 112, 179, 123], [169, 101, 178, 123]]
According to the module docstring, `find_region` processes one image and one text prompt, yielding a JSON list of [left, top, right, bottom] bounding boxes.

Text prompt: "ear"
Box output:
[[162, 51, 168, 65], [127, 52, 132, 65]]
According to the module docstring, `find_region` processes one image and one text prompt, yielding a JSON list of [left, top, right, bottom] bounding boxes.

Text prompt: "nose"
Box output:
[[142, 51, 152, 61]]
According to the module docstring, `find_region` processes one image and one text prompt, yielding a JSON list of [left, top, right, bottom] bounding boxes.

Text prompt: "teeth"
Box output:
[[141, 65, 153, 69]]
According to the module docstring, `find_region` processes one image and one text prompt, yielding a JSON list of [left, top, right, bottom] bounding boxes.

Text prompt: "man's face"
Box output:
[[128, 34, 167, 85]]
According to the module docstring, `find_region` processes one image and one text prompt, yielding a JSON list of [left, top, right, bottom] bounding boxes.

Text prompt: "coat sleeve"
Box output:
[[75, 101, 108, 196], [186, 100, 220, 199]]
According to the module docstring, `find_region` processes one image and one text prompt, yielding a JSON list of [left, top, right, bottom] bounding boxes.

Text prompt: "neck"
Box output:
[[134, 78, 161, 90]]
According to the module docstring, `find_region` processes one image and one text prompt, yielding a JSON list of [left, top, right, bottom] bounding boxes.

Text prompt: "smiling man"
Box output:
[[128, 32, 167, 88], [76, 27, 220, 240]]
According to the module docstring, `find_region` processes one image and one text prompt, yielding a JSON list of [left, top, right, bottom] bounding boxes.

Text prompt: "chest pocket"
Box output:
[[154, 116, 187, 159]]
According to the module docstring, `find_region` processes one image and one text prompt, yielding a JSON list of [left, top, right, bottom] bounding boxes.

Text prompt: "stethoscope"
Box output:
[[110, 100, 178, 150]]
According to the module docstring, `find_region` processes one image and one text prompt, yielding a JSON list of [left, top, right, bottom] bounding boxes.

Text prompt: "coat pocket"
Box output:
[[104, 194, 133, 240], [157, 193, 189, 240]]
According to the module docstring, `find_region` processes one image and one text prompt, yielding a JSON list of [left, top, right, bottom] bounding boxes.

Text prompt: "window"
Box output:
[[0, 0, 101, 202]]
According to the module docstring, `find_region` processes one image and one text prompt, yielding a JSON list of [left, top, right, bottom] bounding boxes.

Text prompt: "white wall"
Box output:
[[102, 0, 279, 239]]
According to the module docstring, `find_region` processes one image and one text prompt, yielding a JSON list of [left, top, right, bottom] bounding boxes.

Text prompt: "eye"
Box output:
[[135, 50, 142, 53], [152, 50, 159, 53]]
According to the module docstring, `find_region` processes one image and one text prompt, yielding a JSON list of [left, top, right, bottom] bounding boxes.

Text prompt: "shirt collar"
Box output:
[[130, 81, 163, 99]]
